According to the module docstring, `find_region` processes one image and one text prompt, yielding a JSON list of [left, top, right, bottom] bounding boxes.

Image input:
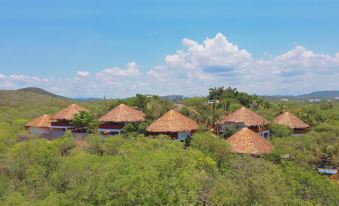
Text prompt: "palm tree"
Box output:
[[209, 87, 223, 128]]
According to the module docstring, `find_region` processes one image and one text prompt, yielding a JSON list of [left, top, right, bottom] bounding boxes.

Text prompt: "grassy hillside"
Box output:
[[0, 89, 71, 140], [0, 90, 69, 107]]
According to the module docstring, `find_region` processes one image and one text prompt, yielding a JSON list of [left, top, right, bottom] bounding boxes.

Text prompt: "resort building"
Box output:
[[50, 104, 88, 132], [146, 110, 198, 140], [217, 107, 270, 138], [24, 114, 51, 137], [98, 104, 145, 135], [226, 127, 273, 155], [274, 111, 310, 134]]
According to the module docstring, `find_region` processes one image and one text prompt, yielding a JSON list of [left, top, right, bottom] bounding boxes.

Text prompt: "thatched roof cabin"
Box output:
[[146, 110, 198, 139], [220, 107, 269, 128], [274, 112, 310, 130], [25, 114, 51, 128], [226, 128, 273, 155], [51, 104, 88, 121], [99, 104, 145, 123]]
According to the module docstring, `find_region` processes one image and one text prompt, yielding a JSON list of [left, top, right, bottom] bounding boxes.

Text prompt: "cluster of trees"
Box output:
[[0, 132, 338, 205]]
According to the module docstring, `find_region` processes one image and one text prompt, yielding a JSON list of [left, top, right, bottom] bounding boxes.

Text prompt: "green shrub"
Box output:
[[85, 135, 104, 155], [223, 124, 239, 138], [269, 123, 293, 137]]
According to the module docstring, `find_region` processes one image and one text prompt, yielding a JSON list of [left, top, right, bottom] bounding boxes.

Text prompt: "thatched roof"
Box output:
[[146, 110, 198, 133], [226, 128, 273, 155], [25, 114, 51, 128], [51, 104, 88, 121], [220, 107, 269, 127], [274, 112, 310, 129], [99, 104, 145, 123]]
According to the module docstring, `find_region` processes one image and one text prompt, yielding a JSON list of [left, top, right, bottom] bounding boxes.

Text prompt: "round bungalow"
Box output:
[[218, 107, 270, 138], [146, 110, 198, 140], [274, 111, 310, 134], [226, 127, 273, 155], [98, 104, 145, 135], [50, 103, 88, 132], [25, 114, 51, 137]]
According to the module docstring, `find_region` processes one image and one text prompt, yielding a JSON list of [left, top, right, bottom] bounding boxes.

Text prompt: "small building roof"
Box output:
[[25, 114, 51, 128], [220, 107, 269, 127], [226, 127, 273, 155], [146, 110, 198, 133], [51, 104, 88, 121], [99, 104, 145, 123], [274, 112, 310, 129]]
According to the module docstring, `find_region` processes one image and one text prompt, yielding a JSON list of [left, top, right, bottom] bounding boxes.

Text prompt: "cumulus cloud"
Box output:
[[77, 71, 89, 78], [1, 33, 338, 97], [96, 61, 140, 81], [146, 34, 339, 95]]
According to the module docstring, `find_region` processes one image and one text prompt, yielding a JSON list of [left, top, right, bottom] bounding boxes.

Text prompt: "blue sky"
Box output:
[[0, 0, 339, 97]]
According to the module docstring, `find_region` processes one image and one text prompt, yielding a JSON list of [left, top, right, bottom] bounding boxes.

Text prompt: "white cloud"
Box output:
[[96, 61, 140, 80], [1, 33, 338, 97], [145, 34, 339, 96], [77, 71, 89, 78]]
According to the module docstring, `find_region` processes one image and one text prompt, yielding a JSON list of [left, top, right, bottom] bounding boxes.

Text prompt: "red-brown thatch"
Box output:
[[146, 110, 198, 133], [51, 104, 88, 121], [274, 112, 310, 129], [221, 107, 269, 127], [226, 127, 273, 155], [99, 104, 145, 123], [25, 114, 51, 128]]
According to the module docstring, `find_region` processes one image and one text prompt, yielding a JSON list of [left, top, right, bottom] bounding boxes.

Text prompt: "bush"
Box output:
[[191, 132, 231, 168], [85, 135, 104, 155], [102, 136, 125, 155], [53, 131, 75, 156], [269, 123, 293, 137], [222, 124, 239, 138]]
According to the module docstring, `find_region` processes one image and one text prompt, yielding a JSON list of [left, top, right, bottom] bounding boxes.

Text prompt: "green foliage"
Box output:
[[297, 108, 326, 127], [209, 156, 296, 206], [269, 123, 293, 137], [282, 163, 339, 205], [191, 132, 231, 168], [71, 111, 99, 133], [122, 121, 151, 137], [208, 86, 270, 109], [319, 101, 333, 110], [179, 106, 191, 116], [102, 136, 125, 155], [53, 131, 75, 156], [223, 124, 239, 138], [85, 135, 104, 155]]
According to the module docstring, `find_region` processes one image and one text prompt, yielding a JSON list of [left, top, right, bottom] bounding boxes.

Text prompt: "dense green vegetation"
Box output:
[[0, 88, 338, 205]]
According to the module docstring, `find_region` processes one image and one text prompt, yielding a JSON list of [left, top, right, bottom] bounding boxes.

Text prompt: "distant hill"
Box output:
[[297, 91, 339, 99], [0, 88, 70, 107], [17, 87, 65, 98], [264, 91, 339, 100]]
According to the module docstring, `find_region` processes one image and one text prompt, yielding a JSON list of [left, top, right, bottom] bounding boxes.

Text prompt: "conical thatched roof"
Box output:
[[51, 104, 88, 121], [221, 107, 269, 127], [274, 112, 310, 129], [99, 104, 145, 123], [146, 110, 198, 133], [226, 128, 273, 155], [25, 114, 51, 128]]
